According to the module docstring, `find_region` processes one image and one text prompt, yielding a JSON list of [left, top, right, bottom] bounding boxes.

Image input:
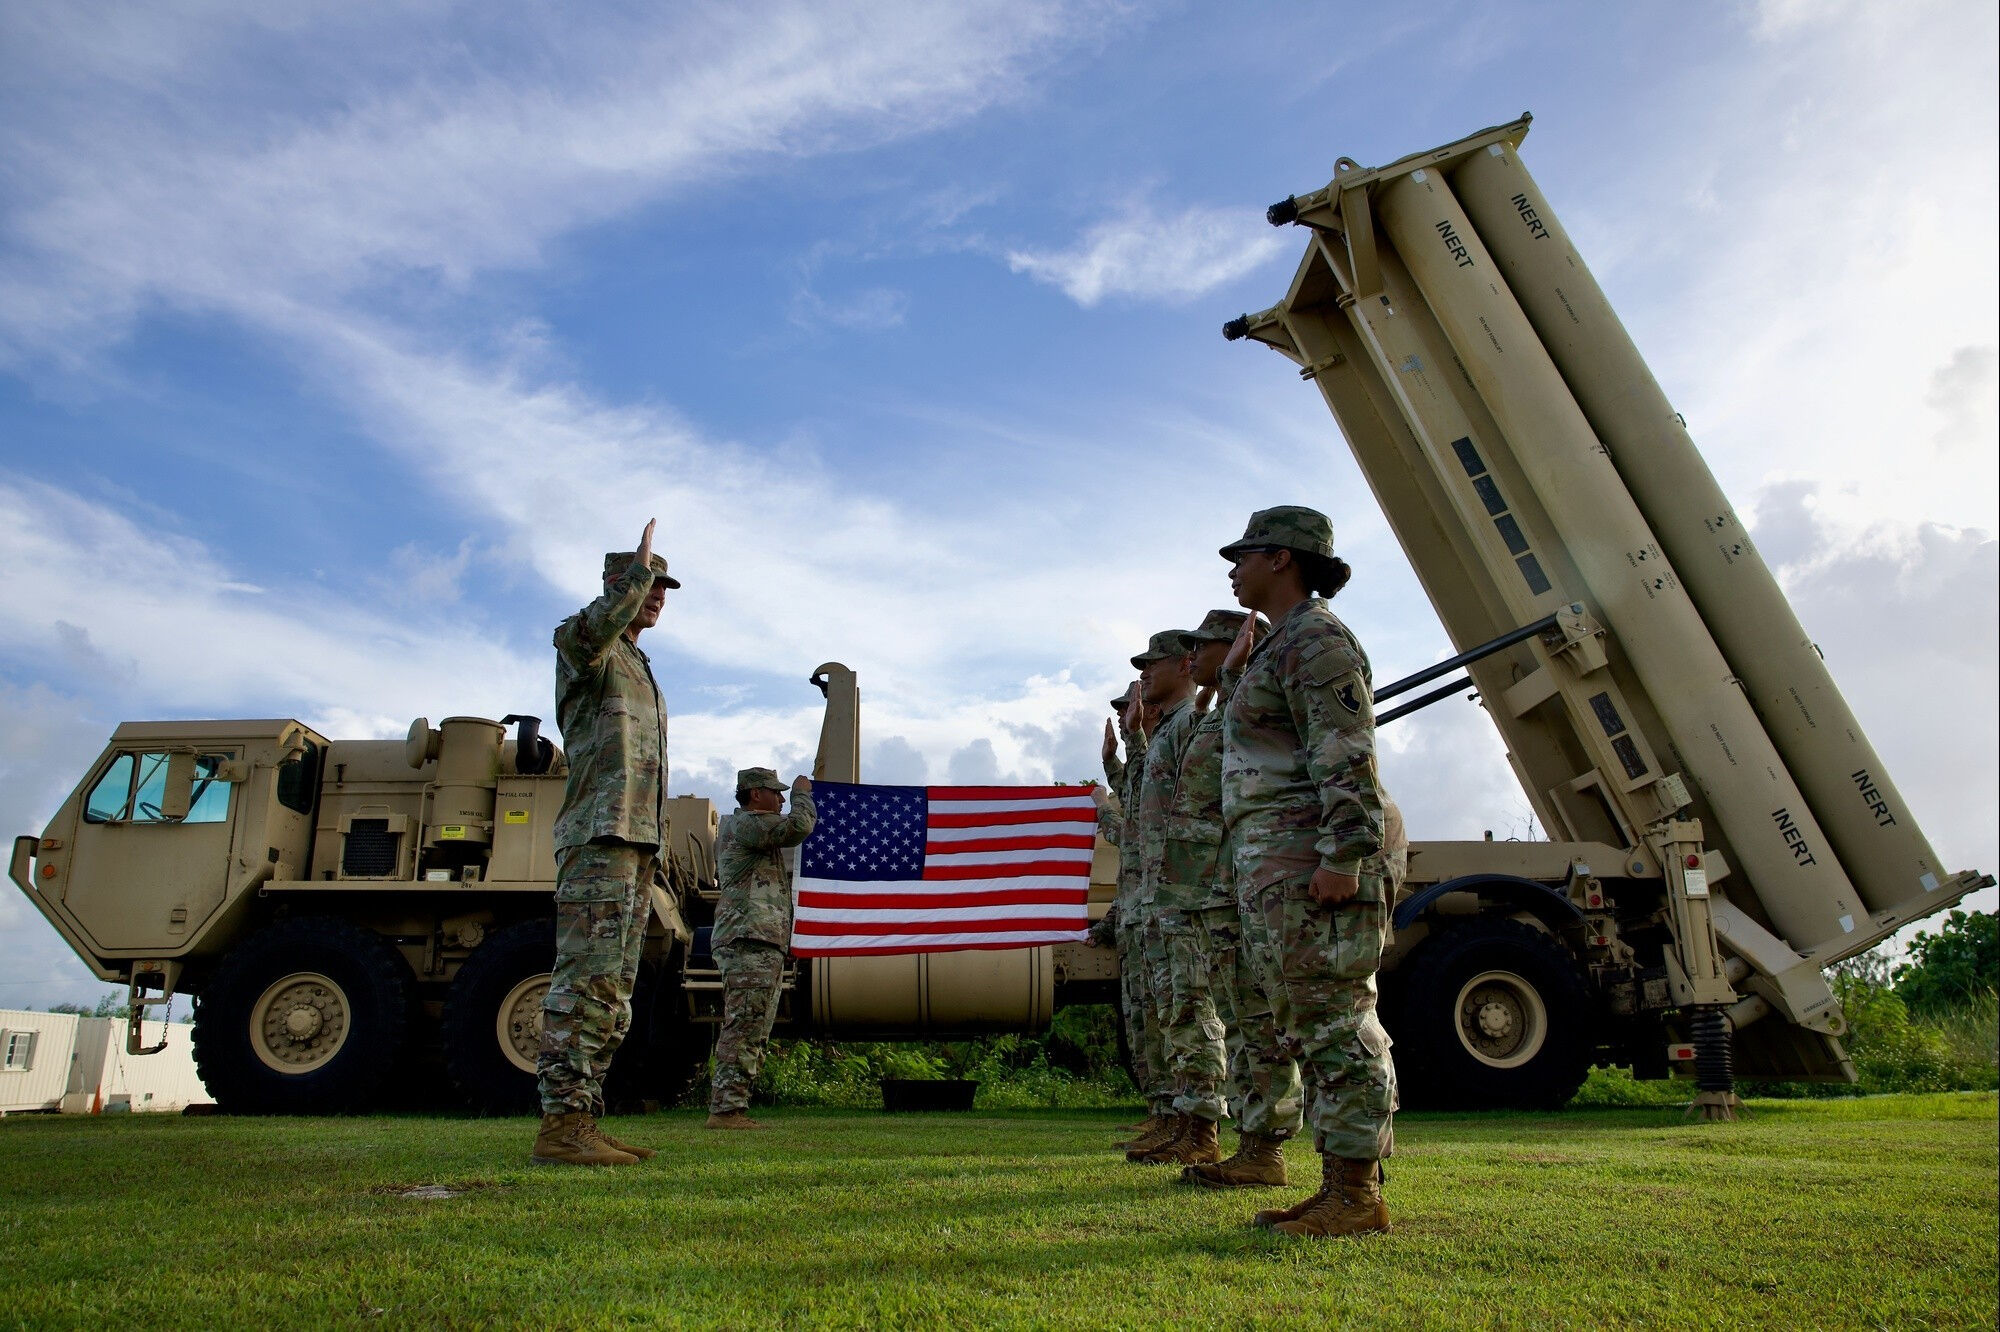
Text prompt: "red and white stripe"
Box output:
[[790, 785, 1097, 956]]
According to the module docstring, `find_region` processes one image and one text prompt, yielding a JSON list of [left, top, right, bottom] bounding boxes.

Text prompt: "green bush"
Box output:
[[1894, 910, 1999, 1017], [743, 1005, 1137, 1109]]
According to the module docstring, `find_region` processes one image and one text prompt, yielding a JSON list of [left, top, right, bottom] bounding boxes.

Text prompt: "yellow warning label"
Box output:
[[503, 810, 530, 825], [440, 825, 467, 840]]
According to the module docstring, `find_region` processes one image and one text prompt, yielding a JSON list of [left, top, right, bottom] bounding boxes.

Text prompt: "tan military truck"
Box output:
[[10, 665, 1118, 1114]]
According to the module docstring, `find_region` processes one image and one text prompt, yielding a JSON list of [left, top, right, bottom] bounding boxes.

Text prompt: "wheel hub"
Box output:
[[1454, 969, 1549, 1070], [496, 974, 553, 1076], [1476, 1000, 1514, 1040], [250, 973, 350, 1074]]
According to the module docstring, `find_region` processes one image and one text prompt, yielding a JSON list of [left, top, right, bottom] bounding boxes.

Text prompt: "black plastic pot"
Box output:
[[880, 1078, 978, 1112]]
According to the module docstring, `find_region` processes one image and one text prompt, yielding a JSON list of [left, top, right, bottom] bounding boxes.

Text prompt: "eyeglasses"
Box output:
[[1229, 546, 1284, 565]]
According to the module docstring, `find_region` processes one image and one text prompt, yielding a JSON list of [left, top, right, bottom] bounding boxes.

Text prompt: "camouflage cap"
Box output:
[[602, 550, 683, 589], [1130, 630, 1194, 670], [735, 766, 785, 794], [1218, 505, 1335, 561], [1184, 608, 1254, 643], [1109, 683, 1136, 710]]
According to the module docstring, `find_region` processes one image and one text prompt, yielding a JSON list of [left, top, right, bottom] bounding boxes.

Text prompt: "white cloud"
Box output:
[[1568, 0, 1999, 535], [0, 0, 1118, 365], [1005, 202, 1288, 307]]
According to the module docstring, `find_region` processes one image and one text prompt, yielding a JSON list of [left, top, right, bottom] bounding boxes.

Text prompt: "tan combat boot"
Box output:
[[1114, 1111, 1170, 1149], [596, 1125, 657, 1160], [1182, 1131, 1288, 1188], [1270, 1157, 1391, 1238], [1125, 1113, 1187, 1162], [530, 1112, 640, 1167], [1138, 1114, 1221, 1165], [705, 1110, 765, 1130], [1251, 1154, 1332, 1227]]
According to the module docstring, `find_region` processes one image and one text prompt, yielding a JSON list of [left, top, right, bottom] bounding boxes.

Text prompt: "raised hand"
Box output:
[[791, 775, 812, 795], [636, 517, 657, 568], [1222, 612, 1260, 674], [1101, 718, 1117, 764]]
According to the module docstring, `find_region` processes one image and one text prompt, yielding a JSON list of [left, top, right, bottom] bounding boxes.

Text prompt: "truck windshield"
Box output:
[[83, 753, 232, 824]]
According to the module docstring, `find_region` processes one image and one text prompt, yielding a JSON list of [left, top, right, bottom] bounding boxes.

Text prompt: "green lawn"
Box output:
[[4, 1094, 1994, 1329]]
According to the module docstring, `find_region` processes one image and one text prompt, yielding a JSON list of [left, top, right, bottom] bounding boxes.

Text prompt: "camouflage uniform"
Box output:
[[709, 768, 817, 1115], [538, 550, 679, 1116], [1220, 510, 1396, 1163], [1182, 609, 1304, 1140], [1130, 630, 1229, 1125], [1106, 699, 1170, 1113]]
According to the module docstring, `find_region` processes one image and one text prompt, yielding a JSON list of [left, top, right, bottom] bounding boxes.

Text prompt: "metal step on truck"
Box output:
[[10, 115, 1991, 1118]]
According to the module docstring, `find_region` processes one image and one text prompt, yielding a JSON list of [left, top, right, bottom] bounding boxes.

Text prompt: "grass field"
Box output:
[[4, 1093, 1995, 1329]]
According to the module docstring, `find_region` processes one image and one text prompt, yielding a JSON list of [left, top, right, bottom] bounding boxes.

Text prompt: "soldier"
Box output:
[[1104, 681, 1173, 1146], [707, 767, 816, 1129], [1174, 608, 1308, 1189], [532, 519, 677, 1168], [1216, 506, 1398, 1237], [1124, 629, 1228, 1166]]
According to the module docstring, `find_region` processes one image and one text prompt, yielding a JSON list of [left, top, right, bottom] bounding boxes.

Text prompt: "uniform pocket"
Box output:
[[1276, 878, 1385, 985], [556, 876, 625, 903]]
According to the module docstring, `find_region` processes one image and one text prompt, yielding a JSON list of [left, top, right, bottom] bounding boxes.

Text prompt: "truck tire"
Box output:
[[604, 952, 712, 1111], [192, 915, 413, 1114], [441, 917, 555, 1115], [1388, 916, 1592, 1110]]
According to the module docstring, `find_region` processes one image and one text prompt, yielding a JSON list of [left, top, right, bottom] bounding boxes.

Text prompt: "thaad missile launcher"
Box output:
[[11, 116, 1990, 1118], [1226, 114, 1991, 1115]]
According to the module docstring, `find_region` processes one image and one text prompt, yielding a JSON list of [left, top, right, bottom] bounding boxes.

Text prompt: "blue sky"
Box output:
[[3, 0, 1995, 1008]]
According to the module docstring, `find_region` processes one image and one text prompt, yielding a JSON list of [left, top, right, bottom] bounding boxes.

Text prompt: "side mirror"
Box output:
[[161, 753, 196, 821]]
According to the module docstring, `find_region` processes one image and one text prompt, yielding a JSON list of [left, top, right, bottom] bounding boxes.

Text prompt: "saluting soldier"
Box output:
[[1174, 608, 1308, 1190], [532, 519, 677, 1168], [1217, 506, 1398, 1237], [707, 767, 816, 1129], [1104, 681, 1173, 1147], [1124, 629, 1228, 1166]]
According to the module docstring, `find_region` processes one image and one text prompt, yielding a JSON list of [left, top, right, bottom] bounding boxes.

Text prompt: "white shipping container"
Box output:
[[0, 1009, 210, 1114]]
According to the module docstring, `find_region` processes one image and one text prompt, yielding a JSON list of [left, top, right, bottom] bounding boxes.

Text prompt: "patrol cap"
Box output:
[[735, 766, 785, 794], [602, 550, 682, 589], [1185, 608, 1254, 644], [1130, 630, 1195, 670], [1109, 683, 1136, 710], [1218, 506, 1335, 562]]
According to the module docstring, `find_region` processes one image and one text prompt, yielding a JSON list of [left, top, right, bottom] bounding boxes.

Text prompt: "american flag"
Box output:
[[789, 783, 1097, 957]]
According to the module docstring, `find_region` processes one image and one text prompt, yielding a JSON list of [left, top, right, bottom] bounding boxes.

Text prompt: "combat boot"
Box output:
[[1114, 1111, 1170, 1149], [1137, 1114, 1221, 1165], [1271, 1157, 1391, 1238], [1125, 1113, 1187, 1162], [596, 1125, 657, 1160], [1182, 1131, 1288, 1188], [705, 1110, 765, 1130], [530, 1112, 640, 1167]]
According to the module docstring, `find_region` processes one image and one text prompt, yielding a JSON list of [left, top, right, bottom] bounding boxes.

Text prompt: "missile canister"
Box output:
[[1448, 141, 1946, 915], [1374, 165, 1867, 956]]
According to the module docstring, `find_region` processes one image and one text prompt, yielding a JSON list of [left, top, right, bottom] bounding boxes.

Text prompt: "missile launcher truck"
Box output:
[[1224, 114, 1991, 1114], [11, 115, 1991, 1119]]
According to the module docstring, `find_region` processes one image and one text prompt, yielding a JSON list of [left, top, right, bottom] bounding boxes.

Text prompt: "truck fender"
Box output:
[[1393, 874, 1584, 937]]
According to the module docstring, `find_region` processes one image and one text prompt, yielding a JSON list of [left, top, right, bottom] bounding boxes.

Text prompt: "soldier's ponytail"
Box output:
[[1297, 552, 1352, 599]]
